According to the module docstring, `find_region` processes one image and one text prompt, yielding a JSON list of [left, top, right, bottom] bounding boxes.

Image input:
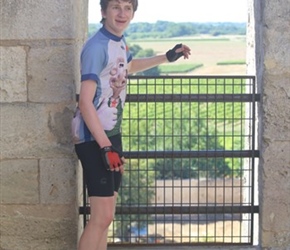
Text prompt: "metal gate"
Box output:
[[79, 75, 259, 246]]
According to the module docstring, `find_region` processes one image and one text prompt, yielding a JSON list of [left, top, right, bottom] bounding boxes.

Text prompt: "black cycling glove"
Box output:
[[166, 44, 184, 62]]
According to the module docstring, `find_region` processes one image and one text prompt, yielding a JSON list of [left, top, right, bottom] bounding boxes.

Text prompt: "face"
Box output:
[[102, 0, 135, 36]]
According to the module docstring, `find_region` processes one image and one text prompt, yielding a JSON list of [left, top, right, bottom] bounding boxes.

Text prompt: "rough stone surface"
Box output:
[[260, 142, 290, 248], [0, 204, 77, 250], [1, 0, 75, 40], [0, 1, 82, 248], [27, 44, 75, 103], [40, 158, 77, 204], [0, 103, 75, 159], [0, 46, 27, 102], [258, 0, 290, 249], [0, 159, 39, 204]]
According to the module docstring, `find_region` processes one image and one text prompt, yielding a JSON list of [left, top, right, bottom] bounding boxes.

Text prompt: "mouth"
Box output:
[[116, 19, 127, 24]]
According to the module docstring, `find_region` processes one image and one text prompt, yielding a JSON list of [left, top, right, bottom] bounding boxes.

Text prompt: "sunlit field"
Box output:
[[108, 35, 249, 244], [128, 35, 247, 75]]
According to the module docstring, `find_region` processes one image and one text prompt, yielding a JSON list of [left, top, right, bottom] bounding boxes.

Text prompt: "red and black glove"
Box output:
[[166, 44, 184, 62], [100, 146, 123, 171]]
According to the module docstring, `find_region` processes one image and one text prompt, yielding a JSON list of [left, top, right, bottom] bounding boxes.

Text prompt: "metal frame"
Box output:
[[79, 75, 259, 246]]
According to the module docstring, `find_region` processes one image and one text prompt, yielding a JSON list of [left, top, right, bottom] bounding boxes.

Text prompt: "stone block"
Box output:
[[0, 204, 77, 250], [261, 199, 290, 231], [261, 230, 290, 249], [1, 0, 75, 40], [262, 142, 290, 180], [0, 159, 39, 204], [264, 37, 290, 75], [0, 103, 75, 159], [264, 1, 290, 29], [28, 44, 75, 103], [0, 237, 76, 250], [0, 46, 27, 102], [263, 85, 290, 141], [261, 142, 290, 248], [40, 158, 77, 204]]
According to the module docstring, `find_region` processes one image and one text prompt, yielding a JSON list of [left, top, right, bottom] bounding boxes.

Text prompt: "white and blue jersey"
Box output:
[[72, 26, 132, 144]]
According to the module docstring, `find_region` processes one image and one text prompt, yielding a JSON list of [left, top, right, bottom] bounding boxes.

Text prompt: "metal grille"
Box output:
[[79, 75, 259, 246]]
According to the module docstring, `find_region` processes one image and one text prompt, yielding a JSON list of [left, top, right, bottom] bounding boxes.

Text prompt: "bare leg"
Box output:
[[78, 195, 116, 250], [98, 192, 118, 249]]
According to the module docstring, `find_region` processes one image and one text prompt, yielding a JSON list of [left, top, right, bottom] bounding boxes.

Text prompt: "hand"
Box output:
[[119, 157, 126, 174], [97, 98, 117, 130], [71, 108, 81, 143], [166, 44, 191, 62], [100, 146, 123, 171]]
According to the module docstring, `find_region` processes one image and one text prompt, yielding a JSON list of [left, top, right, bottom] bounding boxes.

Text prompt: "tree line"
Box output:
[[88, 21, 246, 39]]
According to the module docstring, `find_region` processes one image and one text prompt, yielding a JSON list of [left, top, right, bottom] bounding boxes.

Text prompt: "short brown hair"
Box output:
[[100, 0, 138, 23]]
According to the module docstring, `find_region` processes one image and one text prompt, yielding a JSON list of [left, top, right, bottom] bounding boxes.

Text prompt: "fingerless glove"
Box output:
[[100, 146, 122, 171], [166, 44, 184, 62]]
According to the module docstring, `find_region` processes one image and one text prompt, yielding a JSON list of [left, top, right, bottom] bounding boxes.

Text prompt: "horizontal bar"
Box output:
[[79, 205, 259, 215], [128, 75, 256, 80], [75, 93, 260, 103], [108, 242, 254, 247], [126, 94, 260, 102], [123, 150, 259, 159]]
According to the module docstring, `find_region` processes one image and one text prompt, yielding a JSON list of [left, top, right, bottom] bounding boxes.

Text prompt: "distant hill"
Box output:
[[88, 21, 246, 39]]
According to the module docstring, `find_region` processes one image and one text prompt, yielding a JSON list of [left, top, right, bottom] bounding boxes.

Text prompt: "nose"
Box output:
[[118, 8, 126, 17]]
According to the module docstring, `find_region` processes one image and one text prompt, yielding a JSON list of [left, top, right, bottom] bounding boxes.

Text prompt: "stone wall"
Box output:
[[1, 0, 290, 249], [257, 0, 290, 249], [0, 0, 87, 249]]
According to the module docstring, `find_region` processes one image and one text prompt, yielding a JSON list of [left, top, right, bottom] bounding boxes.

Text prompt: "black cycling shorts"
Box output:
[[75, 134, 123, 197]]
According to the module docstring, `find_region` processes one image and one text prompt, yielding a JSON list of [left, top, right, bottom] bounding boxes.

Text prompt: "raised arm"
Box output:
[[128, 44, 191, 74]]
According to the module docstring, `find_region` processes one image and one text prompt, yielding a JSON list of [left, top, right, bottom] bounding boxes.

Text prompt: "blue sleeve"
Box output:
[[127, 54, 133, 64], [80, 41, 107, 82], [123, 37, 133, 64]]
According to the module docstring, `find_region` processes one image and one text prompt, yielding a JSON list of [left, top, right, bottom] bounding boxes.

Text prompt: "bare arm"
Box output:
[[128, 55, 167, 74], [78, 80, 111, 148], [128, 44, 191, 74]]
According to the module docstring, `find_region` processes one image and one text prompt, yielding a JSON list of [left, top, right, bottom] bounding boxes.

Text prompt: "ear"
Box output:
[[101, 9, 106, 19]]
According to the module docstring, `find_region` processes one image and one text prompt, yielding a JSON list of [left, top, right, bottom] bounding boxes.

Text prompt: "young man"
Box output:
[[73, 0, 191, 249]]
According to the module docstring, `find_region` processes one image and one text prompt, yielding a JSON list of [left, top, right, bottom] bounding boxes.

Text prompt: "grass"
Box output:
[[123, 76, 246, 176], [129, 35, 246, 75], [159, 63, 203, 73], [128, 37, 231, 43], [123, 37, 247, 174], [124, 77, 246, 144], [217, 60, 246, 65]]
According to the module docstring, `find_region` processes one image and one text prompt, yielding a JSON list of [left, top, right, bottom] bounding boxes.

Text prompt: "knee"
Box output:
[[102, 211, 115, 227], [90, 211, 115, 229]]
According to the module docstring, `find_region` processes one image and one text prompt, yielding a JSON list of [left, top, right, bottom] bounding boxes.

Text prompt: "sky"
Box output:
[[88, 0, 248, 23]]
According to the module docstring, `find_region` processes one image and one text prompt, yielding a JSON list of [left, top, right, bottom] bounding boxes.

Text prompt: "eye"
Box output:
[[125, 6, 132, 11], [112, 5, 120, 10]]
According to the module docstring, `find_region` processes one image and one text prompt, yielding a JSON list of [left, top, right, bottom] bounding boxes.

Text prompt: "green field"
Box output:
[[121, 36, 248, 177], [128, 35, 247, 75], [122, 77, 247, 177]]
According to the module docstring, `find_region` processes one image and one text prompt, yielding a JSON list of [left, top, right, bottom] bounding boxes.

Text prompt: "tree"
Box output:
[[153, 117, 232, 179], [114, 159, 155, 241], [129, 45, 161, 76]]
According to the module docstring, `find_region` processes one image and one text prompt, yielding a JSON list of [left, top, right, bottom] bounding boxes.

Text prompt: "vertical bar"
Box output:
[[83, 170, 87, 227], [250, 77, 257, 245]]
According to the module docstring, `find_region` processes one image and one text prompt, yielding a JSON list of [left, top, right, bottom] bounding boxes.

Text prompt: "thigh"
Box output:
[[75, 140, 115, 197], [75, 134, 123, 197], [89, 192, 119, 220]]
